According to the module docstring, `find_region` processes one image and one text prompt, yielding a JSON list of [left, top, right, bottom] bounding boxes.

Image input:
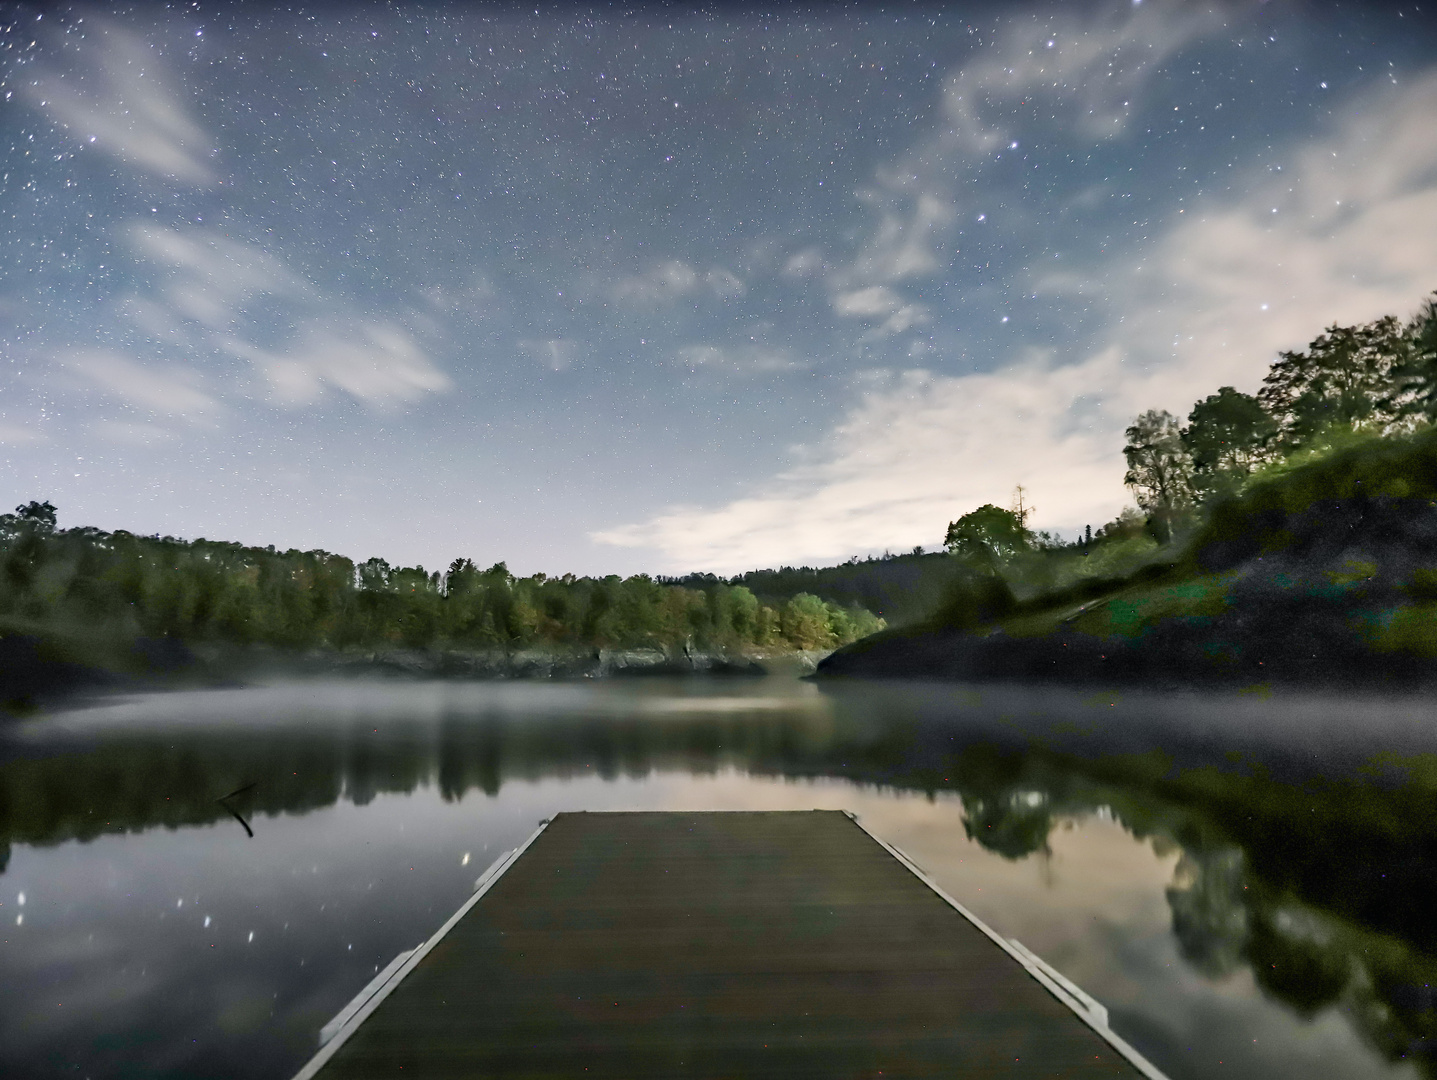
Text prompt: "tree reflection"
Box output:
[[1, 698, 1435, 1072], [1167, 849, 1248, 978]]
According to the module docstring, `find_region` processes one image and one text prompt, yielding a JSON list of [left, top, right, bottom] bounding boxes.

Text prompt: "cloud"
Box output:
[[22, 21, 215, 183], [705, 267, 747, 300], [518, 338, 580, 371], [68, 350, 224, 420], [610, 260, 747, 304], [104, 223, 452, 409], [0, 423, 48, 446], [782, 248, 826, 280], [1116, 71, 1437, 405], [676, 343, 803, 374], [941, 1, 1228, 155], [596, 71, 1437, 574], [222, 323, 452, 407], [832, 286, 903, 318], [824, 0, 1228, 336], [594, 353, 1130, 573], [611, 260, 701, 304], [832, 285, 929, 337], [89, 420, 179, 446], [128, 224, 310, 329]]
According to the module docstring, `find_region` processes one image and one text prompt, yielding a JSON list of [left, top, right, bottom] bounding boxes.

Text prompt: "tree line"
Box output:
[[1121, 293, 1437, 538], [931, 293, 1437, 625], [0, 504, 883, 656], [663, 549, 960, 627]]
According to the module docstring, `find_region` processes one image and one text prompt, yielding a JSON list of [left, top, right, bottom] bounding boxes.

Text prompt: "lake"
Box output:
[[2, 674, 1434, 1079]]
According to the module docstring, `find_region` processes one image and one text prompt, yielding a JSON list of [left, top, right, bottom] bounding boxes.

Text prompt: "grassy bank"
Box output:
[[819, 426, 1437, 687]]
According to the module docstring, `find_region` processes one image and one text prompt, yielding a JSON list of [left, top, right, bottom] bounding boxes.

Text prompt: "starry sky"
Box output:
[[3, 1, 1436, 576]]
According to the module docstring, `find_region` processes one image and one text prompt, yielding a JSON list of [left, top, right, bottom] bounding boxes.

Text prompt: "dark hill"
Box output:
[[818, 430, 1437, 689]]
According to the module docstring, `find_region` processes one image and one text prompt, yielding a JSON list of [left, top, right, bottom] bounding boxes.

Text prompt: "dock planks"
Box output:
[[300, 810, 1157, 1078]]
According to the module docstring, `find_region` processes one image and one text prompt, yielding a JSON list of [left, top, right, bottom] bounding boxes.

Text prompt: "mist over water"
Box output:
[[2, 677, 1434, 1079]]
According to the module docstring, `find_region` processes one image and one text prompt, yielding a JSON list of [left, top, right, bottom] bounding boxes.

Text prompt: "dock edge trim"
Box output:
[[842, 810, 1172, 1080], [287, 817, 553, 1080]]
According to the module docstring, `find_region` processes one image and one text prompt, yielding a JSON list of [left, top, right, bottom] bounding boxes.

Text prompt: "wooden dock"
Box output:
[[294, 810, 1168, 1079]]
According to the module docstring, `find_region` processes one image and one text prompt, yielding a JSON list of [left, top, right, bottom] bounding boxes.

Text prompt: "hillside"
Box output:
[[665, 549, 966, 627], [818, 428, 1437, 688]]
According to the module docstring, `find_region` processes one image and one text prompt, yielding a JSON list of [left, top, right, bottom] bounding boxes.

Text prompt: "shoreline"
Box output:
[[1, 634, 834, 717]]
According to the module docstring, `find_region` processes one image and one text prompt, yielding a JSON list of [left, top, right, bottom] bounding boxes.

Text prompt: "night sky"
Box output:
[[3, 1, 1436, 575]]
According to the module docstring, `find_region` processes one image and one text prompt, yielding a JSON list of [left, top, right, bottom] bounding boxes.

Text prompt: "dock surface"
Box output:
[[301, 810, 1151, 1078]]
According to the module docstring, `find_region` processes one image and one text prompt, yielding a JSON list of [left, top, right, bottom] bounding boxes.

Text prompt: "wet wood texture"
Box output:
[[315, 810, 1138, 1078]]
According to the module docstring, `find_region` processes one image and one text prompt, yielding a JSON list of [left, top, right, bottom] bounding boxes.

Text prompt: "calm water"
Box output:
[[2, 674, 1436, 1080]]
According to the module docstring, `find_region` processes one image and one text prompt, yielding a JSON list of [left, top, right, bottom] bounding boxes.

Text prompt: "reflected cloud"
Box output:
[[5, 677, 1437, 1074]]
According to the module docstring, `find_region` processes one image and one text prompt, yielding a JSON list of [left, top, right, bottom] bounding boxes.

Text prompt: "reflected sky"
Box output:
[[2, 677, 1435, 1079]]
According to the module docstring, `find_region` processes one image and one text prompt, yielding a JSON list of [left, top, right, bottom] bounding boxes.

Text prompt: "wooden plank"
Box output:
[[300, 810, 1158, 1079]]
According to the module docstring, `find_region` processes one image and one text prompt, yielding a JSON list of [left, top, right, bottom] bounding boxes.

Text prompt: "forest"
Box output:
[[0, 509, 884, 673], [920, 292, 1437, 627]]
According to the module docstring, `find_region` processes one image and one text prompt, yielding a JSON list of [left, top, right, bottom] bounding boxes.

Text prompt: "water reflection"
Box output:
[[1, 677, 1435, 1079]]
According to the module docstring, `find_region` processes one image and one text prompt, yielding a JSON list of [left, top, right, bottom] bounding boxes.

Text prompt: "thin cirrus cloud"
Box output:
[[1111, 70, 1437, 408], [593, 353, 1128, 573], [0, 423, 50, 446], [676, 343, 804, 374], [518, 338, 581, 372], [62, 223, 452, 413], [127, 223, 312, 331], [821, 0, 1229, 336], [610, 260, 747, 305], [220, 323, 453, 408], [67, 350, 224, 421], [595, 69, 1437, 574], [23, 20, 215, 184]]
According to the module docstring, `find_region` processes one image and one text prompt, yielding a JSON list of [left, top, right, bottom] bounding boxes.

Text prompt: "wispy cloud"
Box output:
[[220, 323, 451, 408], [941, 1, 1228, 155], [822, 0, 1227, 336], [23, 20, 215, 183], [596, 69, 1437, 573], [610, 260, 747, 305], [128, 224, 311, 329], [78, 224, 453, 411], [594, 353, 1128, 572], [0, 423, 49, 446], [67, 350, 224, 420], [519, 338, 581, 372], [1115, 70, 1437, 405], [676, 343, 804, 374]]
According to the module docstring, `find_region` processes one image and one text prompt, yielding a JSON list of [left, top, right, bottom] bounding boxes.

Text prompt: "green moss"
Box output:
[[1325, 560, 1379, 587], [1365, 602, 1437, 656]]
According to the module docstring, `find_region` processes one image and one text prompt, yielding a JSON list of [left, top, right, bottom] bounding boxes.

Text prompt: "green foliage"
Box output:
[[930, 567, 1018, 631], [943, 504, 1030, 567], [1122, 410, 1195, 539], [0, 517, 886, 660], [1387, 293, 1437, 422], [1193, 423, 1437, 555], [1259, 316, 1408, 450], [671, 550, 964, 628], [1182, 387, 1276, 499], [1106, 293, 1437, 549]]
